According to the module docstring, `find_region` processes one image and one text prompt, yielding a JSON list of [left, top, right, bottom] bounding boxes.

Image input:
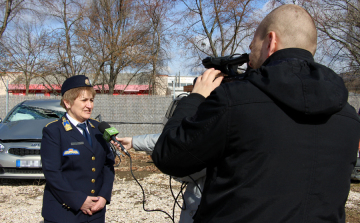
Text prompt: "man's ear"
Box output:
[[266, 31, 277, 57]]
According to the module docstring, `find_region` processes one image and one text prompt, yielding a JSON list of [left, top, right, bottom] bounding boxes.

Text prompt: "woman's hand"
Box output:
[[91, 196, 107, 213], [80, 196, 99, 215]]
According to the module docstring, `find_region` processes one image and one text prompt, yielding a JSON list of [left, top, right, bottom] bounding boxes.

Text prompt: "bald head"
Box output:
[[257, 4, 317, 55]]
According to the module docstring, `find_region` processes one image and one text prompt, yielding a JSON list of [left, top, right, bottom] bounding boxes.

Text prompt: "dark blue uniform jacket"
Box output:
[[40, 116, 115, 222]]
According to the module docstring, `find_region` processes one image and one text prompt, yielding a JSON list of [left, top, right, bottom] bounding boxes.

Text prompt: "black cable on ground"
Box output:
[[169, 177, 188, 220], [128, 155, 175, 223]]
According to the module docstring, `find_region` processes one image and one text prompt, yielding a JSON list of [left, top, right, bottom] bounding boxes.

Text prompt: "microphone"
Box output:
[[98, 121, 130, 157]]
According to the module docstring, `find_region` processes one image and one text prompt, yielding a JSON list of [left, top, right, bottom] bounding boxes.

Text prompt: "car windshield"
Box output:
[[6, 105, 65, 122]]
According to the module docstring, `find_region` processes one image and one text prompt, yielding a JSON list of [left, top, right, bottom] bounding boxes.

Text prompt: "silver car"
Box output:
[[0, 99, 65, 179]]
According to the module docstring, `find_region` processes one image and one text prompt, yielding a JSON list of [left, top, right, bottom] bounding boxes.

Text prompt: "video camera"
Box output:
[[202, 53, 249, 81]]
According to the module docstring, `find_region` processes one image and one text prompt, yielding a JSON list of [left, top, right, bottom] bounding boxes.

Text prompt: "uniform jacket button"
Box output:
[[92, 168, 96, 172], [92, 156, 95, 160], [91, 179, 95, 183], [91, 190, 95, 194]]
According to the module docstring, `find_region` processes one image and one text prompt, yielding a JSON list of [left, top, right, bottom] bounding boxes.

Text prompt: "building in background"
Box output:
[[8, 84, 150, 96], [2, 72, 150, 96], [167, 75, 196, 97], [1, 72, 195, 96], [0, 72, 20, 95]]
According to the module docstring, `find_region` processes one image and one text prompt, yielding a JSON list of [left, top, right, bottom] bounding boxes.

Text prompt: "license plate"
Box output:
[[16, 160, 42, 168]]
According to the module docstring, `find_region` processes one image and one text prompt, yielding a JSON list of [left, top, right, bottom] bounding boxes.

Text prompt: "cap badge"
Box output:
[[85, 79, 90, 85]]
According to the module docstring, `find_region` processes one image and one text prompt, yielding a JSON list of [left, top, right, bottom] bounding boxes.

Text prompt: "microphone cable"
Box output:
[[99, 121, 183, 221], [188, 175, 203, 194], [110, 143, 123, 167], [120, 147, 204, 222], [169, 177, 188, 220], [168, 174, 204, 220], [127, 153, 176, 223]]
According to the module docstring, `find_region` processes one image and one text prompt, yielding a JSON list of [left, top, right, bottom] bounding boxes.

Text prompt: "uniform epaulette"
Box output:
[[45, 120, 58, 127], [89, 118, 99, 123], [88, 118, 98, 128]]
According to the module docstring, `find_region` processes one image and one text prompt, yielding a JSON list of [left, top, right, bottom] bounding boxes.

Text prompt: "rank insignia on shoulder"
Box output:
[[88, 121, 95, 128], [62, 117, 72, 131], [45, 120, 58, 127], [89, 118, 99, 123], [63, 148, 80, 156]]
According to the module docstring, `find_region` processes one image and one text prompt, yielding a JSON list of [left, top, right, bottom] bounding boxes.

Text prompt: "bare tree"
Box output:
[[76, 0, 154, 95], [176, 0, 264, 70], [42, 0, 89, 80], [0, 0, 47, 88], [1, 21, 50, 95], [270, 0, 360, 74], [0, 0, 27, 39], [139, 0, 174, 95]]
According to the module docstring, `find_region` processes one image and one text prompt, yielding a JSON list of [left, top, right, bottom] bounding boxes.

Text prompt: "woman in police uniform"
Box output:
[[40, 75, 115, 223]]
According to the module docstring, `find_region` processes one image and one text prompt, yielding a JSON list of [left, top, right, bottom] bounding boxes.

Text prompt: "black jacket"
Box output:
[[152, 48, 360, 223]]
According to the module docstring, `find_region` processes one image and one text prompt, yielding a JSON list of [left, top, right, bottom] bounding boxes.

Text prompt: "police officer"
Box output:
[[40, 75, 115, 223]]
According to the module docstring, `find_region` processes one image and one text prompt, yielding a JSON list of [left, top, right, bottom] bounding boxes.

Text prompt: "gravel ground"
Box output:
[[0, 151, 359, 223], [0, 173, 182, 223]]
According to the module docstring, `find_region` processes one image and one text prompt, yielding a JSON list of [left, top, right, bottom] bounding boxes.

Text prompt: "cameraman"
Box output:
[[152, 4, 360, 223]]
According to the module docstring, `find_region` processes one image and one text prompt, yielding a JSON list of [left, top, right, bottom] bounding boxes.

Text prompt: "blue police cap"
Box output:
[[61, 75, 92, 95]]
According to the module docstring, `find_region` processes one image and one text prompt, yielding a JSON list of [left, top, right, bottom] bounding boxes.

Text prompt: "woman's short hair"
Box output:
[[60, 87, 96, 109]]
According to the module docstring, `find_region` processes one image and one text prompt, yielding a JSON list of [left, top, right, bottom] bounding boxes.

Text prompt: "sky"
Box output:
[[166, 0, 274, 77], [2, 0, 347, 77], [1, 0, 275, 77]]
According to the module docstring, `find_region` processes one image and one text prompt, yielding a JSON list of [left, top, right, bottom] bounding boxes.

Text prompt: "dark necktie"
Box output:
[[77, 123, 92, 146]]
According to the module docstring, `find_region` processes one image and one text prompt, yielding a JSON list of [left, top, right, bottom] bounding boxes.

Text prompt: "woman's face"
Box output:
[[64, 90, 94, 123]]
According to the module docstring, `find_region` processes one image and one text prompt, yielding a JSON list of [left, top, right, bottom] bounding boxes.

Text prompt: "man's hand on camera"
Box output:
[[192, 68, 224, 98]]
